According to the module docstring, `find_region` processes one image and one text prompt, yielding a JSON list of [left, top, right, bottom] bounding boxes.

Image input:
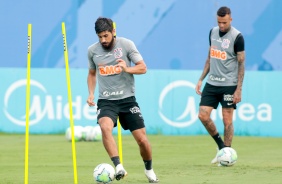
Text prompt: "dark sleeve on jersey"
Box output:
[[209, 29, 212, 46], [234, 33, 245, 53]]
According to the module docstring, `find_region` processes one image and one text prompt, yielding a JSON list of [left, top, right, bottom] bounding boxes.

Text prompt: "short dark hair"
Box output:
[[95, 17, 113, 34], [217, 6, 231, 17]]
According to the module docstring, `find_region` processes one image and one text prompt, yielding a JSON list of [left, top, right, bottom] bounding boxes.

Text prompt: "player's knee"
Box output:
[[136, 137, 149, 147], [198, 113, 209, 122]]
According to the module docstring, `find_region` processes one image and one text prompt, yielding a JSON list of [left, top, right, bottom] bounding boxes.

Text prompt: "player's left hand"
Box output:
[[233, 89, 242, 104], [116, 59, 128, 72]]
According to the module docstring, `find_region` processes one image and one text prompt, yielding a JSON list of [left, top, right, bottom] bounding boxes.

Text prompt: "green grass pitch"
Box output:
[[0, 134, 282, 184]]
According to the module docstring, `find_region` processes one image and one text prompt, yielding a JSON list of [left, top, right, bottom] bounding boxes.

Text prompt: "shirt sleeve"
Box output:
[[234, 33, 245, 54], [209, 28, 213, 46], [124, 39, 143, 64], [88, 47, 96, 69]]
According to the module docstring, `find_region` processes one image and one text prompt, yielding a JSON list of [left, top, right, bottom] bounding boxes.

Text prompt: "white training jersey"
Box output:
[[88, 37, 143, 100]]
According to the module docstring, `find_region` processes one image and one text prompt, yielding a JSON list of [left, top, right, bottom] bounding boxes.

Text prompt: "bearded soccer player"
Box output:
[[195, 6, 245, 165], [87, 17, 159, 183]]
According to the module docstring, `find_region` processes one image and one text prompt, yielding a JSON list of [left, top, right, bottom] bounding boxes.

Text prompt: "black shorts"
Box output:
[[200, 83, 237, 109], [97, 96, 145, 132]]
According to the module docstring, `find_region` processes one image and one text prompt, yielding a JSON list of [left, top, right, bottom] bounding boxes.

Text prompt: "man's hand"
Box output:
[[116, 59, 128, 72], [87, 95, 95, 106], [233, 89, 242, 104], [195, 80, 203, 95]]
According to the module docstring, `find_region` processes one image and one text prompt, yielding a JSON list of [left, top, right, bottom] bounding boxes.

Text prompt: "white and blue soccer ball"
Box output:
[[217, 147, 238, 166], [65, 126, 84, 142], [83, 125, 102, 141], [93, 163, 115, 184]]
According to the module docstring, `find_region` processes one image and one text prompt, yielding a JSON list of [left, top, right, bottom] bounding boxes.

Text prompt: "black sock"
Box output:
[[111, 156, 120, 167], [212, 133, 225, 150], [143, 160, 152, 170]]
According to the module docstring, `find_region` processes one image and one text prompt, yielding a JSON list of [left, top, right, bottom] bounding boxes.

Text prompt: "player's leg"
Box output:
[[198, 83, 225, 164], [131, 128, 159, 183], [220, 85, 237, 147], [198, 105, 217, 135], [97, 99, 127, 180], [99, 117, 118, 157], [99, 116, 127, 180], [198, 84, 225, 151], [119, 96, 159, 183], [221, 108, 234, 146]]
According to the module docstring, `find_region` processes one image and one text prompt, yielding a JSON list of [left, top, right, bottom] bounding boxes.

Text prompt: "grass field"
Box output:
[[0, 134, 282, 184]]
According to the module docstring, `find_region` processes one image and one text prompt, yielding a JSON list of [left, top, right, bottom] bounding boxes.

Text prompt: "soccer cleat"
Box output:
[[145, 169, 159, 183], [211, 148, 219, 164], [115, 164, 128, 181]]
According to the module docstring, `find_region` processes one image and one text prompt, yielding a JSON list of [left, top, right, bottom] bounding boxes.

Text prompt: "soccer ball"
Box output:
[[93, 163, 115, 184], [83, 125, 102, 141], [65, 126, 84, 141], [217, 147, 238, 166]]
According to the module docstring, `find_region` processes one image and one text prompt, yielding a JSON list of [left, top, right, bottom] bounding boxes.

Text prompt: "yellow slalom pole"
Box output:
[[61, 22, 78, 184], [113, 21, 123, 164], [113, 22, 116, 37], [117, 118, 123, 164], [24, 23, 32, 184]]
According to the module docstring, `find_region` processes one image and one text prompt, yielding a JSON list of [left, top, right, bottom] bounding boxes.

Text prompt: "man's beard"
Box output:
[[101, 37, 115, 50]]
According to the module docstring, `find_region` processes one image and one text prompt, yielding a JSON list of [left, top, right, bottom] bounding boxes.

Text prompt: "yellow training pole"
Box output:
[[117, 118, 123, 164], [61, 22, 78, 184], [24, 23, 32, 184], [113, 21, 123, 164]]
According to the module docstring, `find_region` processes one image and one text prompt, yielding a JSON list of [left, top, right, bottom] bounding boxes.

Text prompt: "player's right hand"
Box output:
[[195, 81, 202, 95], [87, 95, 95, 106]]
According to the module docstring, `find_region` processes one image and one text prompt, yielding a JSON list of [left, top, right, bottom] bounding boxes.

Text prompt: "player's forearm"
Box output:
[[236, 51, 245, 91], [125, 62, 147, 74], [199, 58, 210, 81], [87, 74, 96, 95]]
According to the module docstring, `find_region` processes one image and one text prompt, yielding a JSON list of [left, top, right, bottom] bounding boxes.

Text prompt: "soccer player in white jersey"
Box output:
[[87, 17, 159, 183], [195, 6, 245, 165]]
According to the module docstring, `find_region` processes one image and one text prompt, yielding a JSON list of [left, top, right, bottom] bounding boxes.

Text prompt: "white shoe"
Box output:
[[211, 148, 219, 164], [115, 164, 128, 181], [145, 169, 159, 183]]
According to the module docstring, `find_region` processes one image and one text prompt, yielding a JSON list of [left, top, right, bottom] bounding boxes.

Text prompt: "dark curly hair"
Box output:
[[95, 17, 113, 34]]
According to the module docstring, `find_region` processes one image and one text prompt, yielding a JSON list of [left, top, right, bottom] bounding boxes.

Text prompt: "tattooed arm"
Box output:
[[233, 51, 245, 104], [195, 48, 211, 95]]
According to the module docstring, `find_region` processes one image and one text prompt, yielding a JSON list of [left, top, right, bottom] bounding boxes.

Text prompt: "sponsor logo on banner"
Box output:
[[158, 80, 198, 128], [158, 80, 272, 128], [4, 79, 97, 126]]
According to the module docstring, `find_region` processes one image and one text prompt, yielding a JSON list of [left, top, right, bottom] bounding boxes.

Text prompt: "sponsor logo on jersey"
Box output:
[[210, 48, 227, 60], [209, 74, 226, 82], [99, 65, 122, 76], [102, 90, 124, 97], [114, 48, 123, 58], [221, 39, 230, 49]]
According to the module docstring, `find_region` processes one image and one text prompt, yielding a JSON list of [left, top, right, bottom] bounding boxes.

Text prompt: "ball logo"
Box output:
[[4, 79, 47, 126], [158, 80, 198, 128]]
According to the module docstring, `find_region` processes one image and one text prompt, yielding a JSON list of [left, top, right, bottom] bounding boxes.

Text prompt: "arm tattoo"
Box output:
[[199, 49, 211, 81], [237, 51, 245, 90]]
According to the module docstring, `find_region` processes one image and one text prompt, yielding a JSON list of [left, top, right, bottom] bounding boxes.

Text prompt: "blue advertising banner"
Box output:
[[0, 69, 279, 136]]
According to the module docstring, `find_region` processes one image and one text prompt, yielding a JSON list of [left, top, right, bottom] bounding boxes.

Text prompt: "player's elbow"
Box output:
[[141, 65, 147, 74]]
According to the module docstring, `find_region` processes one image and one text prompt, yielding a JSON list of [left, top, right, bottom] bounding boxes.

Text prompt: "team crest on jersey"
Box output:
[[221, 39, 230, 49], [114, 48, 123, 58]]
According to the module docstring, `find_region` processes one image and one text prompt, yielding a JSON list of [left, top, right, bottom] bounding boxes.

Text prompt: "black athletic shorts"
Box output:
[[200, 83, 237, 109], [97, 96, 145, 132]]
